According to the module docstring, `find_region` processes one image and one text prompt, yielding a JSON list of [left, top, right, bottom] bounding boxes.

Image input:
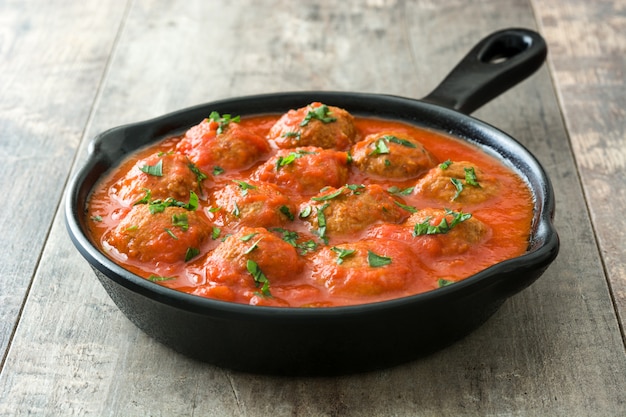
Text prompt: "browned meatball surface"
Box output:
[[268, 102, 357, 150], [252, 147, 350, 195], [414, 160, 499, 205], [176, 117, 270, 173], [110, 152, 203, 204], [302, 184, 410, 241], [406, 208, 489, 256], [105, 205, 211, 264], [211, 180, 296, 229], [311, 239, 430, 298], [351, 131, 437, 179]]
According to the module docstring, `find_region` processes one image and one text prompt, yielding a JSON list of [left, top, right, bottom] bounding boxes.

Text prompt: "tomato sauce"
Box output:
[[86, 103, 534, 307]]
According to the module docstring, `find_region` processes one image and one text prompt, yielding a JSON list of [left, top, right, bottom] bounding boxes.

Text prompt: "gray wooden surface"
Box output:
[[1, 0, 625, 415]]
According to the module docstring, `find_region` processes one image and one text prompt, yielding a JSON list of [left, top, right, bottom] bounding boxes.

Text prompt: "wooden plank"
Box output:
[[0, 1, 128, 360], [1, 0, 625, 415], [532, 0, 626, 338]]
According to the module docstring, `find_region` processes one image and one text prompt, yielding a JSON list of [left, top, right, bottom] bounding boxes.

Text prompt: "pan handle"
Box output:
[[421, 28, 547, 115]]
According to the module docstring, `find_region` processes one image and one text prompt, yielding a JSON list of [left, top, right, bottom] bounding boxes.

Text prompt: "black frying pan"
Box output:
[[66, 28, 558, 375]]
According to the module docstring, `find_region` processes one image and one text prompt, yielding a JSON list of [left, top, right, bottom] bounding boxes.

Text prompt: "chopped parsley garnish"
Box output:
[[367, 251, 392, 267], [450, 178, 464, 201], [207, 111, 240, 134], [387, 186, 414, 196], [240, 232, 259, 242], [232, 202, 240, 217], [300, 104, 336, 126], [246, 259, 271, 297], [370, 135, 415, 156], [275, 150, 316, 170], [331, 247, 356, 264], [412, 209, 472, 236], [311, 188, 343, 201], [90, 215, 103, 222], [279, 205, 294, 221], [164, 228, 178, 239], [272, 228, 318, 255], [188, 162, 208, 184], [211, 226, 221, 240], [148, 275, 176, 282], [281, 131, 301, 141], [233, 180, 256, 196], [299, 205, 312, 218], [244, 238, 263, 255], [464, 167, 481, 187], [437, 278, 454, 287], [136, 191, 199, 214], [384, 135, 417, 148], [345, 184, 365, 194], [139, 160, 163, 177], [393, 200, 418, 213], [171, 213, 189, 231], [213, 166, 225, 176], [370, 138, 390, 156], [185, 247, 200, 262], [439, 159, 452, 170], [314, 203, 330, 244]]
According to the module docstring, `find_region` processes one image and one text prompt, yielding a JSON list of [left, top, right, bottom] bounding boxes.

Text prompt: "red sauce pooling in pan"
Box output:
[[86, 103, 534, 307]]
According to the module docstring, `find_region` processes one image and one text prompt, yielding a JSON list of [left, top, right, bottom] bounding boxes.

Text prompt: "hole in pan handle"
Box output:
[[421, 28, 548, 115]]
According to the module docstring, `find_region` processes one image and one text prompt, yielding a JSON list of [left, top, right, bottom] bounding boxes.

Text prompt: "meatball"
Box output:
[[405, 208, 489, 256], [111, 152, 203, 204], [351, 131, 436, 179], [252, 147, 350, 195], [311, 239, 429, 298], [302, 184, 409, 240], [176, 117, 270, 173], [268, 102, 357, 150], [414, 160, 498, 205], [197, 227, 304, 303], [105, 205, 211, 264], [211, 180, 296, 229]]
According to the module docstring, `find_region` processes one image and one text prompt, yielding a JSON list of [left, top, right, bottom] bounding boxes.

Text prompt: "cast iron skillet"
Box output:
[[65, 28, 559, 375]]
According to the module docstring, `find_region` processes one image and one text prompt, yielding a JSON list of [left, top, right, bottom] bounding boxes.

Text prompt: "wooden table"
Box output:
[[1, 0, 625, 415]]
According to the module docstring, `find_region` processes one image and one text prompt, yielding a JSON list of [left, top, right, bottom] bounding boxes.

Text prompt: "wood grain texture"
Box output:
[[532, 0, 626, 338], [0, 0, 128, 360], [1, 0, 625, 415]]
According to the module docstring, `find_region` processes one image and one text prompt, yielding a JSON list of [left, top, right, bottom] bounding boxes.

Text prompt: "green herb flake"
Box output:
[[300, 104, 337, 127], [139, 159, 163, 177], [272, 228, 299, 246], [367, 250, 392, 267], [148, 275, 176, 282], [244, 238, 263, 255], [370, 138, 390, 156], [437, 278, 454, 288], [297, 240, 318, 255], [439, 159, 453, 170], [171, 213, 189, 231], [384, 135, 416, 148], [412, 210, 472, 236], [279, 205, 294, 221], [393, 200, 418, 213], [185, 247, 200, 262], [232, 202, 240, 217], [246, 259, 271, 297], [188, 162, 208, 184], [311, 188, 343, 202], [90, 215, 103, 222], [464, 167, 481, 187], [240, 232, 259, 242], [299, 205, 312, 219], [164, 228, 178, 239], [207, 111, 241, 135], [387, 186, 414, 196], [450, 178, 464, 200], [281, 131, 301, 140], [211, 226, 221, 240], [233, 180, 257, 196], [213, 166, 225, 176], [331, 247, 356, 264]]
